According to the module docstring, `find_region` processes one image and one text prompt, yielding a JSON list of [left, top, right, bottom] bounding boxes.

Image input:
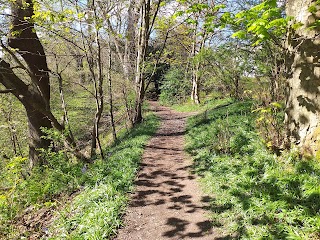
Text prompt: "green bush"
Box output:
[[159, 67, 190, 105]]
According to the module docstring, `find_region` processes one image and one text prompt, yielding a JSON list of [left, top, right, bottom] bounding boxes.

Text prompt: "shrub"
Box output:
[[159, 67, 190, 105]]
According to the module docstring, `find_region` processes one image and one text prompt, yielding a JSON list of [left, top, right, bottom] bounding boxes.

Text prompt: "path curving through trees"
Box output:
[[115, 102, 215, 240]]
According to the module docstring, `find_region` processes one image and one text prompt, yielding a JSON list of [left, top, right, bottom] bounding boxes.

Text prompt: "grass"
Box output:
[[0, 95, 28, 158], [185, 99, 320, 239], [171, 97, 234, 113], [0, 112, 159, 239], [47, 112, 159, 239], [52, 84, 96, 140]]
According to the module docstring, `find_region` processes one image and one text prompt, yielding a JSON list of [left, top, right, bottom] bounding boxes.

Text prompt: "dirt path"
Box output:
[[115, 102, 215, 240]]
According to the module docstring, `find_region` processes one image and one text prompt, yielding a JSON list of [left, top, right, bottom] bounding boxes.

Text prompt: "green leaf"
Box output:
[[292, 22, 304, 30], [308, 20, 320, 29], [214, 4, 226, 11], [232, 30, 247, 39], [265, 0, 277, 8], [251, 2, 266, 12], [262, 8, 281, 20], [267, 18, 287, 29], [186, 18, 198, 25], [173, 10, 184, 18], [235, 11, 246, 19], [220, 12, 232, 23], [77, 12, 85, 19], [160, 1, 166, 7], [270, 102, 283, 109], [308, 5, 318, 13]]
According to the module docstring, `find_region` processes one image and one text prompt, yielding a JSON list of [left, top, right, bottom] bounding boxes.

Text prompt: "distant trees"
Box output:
[[109, 0, 164, 124], [0, 0, 168, 164], [177, 0, 225, 104], [158, 0, 319, 157], [154, 1, 228, 104], [0, 0, 319, 163]]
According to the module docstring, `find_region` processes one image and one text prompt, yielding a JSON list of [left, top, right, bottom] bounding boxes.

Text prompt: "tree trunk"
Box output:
[[285, 0, 320, 155], [190, 15, 206, 105], [190, 22, 198, 104], [57, 72, 75, 144], [76, 55, 86, 84], [0, 0, 79, 165], [134, 79, 145, 124], [233, 74, 241, 100], [25, 105, 52, 167], [122, 87, 134, 127], [191, 65, 200, 105], [9, 0, 50, 109], [90, 0, 104, 159], [134, 0, 150, 124], [124, 0, 138, 82], [107, 45, 117, 142], [5, 0, 52, 166]]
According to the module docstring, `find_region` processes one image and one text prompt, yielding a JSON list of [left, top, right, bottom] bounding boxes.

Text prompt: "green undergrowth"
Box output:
[[52, 85, 96, 140], [186, 100, 320, 239], [172, 97, 234, 113], [47, 113, 159, 239], [0, 113, 159, 239]]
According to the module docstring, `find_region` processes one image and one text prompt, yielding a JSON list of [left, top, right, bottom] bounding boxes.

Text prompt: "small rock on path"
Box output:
[[115, 102, 215, 240]]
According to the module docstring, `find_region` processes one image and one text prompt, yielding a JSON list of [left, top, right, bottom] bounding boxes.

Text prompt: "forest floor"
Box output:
[[115, 101, 216, 240]]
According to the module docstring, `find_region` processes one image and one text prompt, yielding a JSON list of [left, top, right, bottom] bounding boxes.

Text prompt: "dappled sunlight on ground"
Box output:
[[115, 102, 216, 240]]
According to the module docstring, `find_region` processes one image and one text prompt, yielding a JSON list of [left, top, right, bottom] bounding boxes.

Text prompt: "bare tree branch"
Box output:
[[0, 88, 15, 93]]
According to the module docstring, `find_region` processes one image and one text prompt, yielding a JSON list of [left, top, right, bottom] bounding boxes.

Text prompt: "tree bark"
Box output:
[[107, 44, 117, 142], [9, 0, 50, 109], [190, 22, 199, 104], [285, 0, 320, 155], [190, 14, 207, 105], [25, 105, 52, 166], [191, 64, 200, 104], [7, 0, 52, 166], [89, 0, 105, 159], [0, 60, 52, 166], [134, 0, 150, 124], [124, 0, 138, 82]]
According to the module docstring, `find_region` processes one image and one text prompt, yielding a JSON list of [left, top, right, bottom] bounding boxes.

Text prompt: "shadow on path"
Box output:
[[115, 102, 216, 239]]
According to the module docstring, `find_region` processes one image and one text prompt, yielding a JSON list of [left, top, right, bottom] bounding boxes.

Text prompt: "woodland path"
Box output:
[[115, 102, 215, 240]]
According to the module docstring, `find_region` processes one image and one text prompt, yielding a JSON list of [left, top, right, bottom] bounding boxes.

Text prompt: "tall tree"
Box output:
[[134, 0, 151, 123], [178, 0, 225, 104], [0, 0, 75, 166], [0, 0, 52, 167], [285, 0, 320, 154]]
